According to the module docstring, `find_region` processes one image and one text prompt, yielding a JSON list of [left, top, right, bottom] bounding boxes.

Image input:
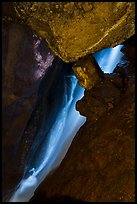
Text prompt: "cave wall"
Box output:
[[2, 23, 55, 200]]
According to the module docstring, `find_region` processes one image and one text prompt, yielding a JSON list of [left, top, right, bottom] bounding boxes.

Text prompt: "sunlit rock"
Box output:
[[11, 2, 135, 62], [72, 55, 103, 89], [72, 44, 124, 90]]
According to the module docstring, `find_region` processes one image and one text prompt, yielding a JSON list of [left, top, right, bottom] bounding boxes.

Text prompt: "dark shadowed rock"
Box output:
[[2, 23, 54, 201]]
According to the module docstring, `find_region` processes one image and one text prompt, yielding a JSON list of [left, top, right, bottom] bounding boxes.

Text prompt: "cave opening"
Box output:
[[8, 43, 124, 202]]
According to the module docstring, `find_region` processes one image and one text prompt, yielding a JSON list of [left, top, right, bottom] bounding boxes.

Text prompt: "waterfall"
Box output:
[[93, 45, 123, 73], [9, 72, 86, 202], [9, 44, 123, 202]]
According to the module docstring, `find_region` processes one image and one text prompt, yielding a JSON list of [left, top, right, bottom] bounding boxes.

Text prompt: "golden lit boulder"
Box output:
[[13, 2, 135, 62], [72, 55, 103, 89]]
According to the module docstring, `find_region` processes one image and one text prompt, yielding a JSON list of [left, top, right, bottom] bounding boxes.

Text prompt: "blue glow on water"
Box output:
[[9, 44, 123, 202], [93, 45, 123, 73], [9, 75, 86, 202]]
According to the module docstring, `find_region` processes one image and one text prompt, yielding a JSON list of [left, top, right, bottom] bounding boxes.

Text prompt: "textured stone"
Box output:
[[12, 2, 135, 62], [72, 55, 103, 89]]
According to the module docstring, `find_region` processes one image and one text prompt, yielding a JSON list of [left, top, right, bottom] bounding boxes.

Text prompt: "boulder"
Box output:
[[13, 2, 135, 62]]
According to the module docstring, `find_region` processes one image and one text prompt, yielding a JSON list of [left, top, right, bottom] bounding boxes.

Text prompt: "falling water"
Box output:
[[93, 45, 123, 73], [9, 73, 86, 202], [9, 44, 123, 202]]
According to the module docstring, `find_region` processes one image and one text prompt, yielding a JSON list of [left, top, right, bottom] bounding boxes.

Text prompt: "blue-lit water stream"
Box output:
[[9, 45, 123, 202]]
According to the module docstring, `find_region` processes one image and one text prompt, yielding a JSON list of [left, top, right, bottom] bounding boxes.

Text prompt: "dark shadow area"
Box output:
[[30, 195, 86, 202]]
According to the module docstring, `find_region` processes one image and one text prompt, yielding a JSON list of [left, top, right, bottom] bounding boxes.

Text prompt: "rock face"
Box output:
[[2, 24, 36, 200], [2, 23, 54, 201], [12, 2, 135, 62], [72, 55, 103, 89], [31, 39, 135, 202]]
